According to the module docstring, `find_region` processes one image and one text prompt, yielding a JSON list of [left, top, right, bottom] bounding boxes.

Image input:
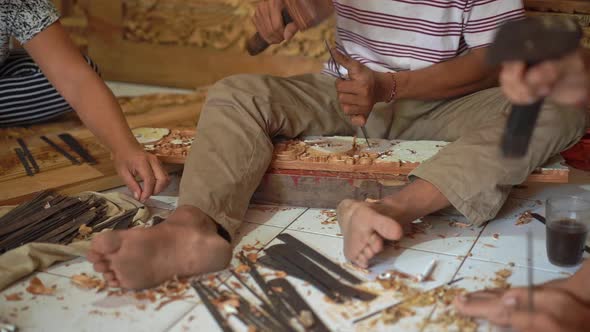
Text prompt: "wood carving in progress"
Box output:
[[138, 130, 569, 183]]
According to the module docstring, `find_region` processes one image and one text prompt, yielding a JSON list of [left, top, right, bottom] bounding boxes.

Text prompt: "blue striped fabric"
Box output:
[[0, 50, 99, 127]]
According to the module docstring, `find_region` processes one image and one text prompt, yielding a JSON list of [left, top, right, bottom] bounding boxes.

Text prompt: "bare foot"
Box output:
[[337, 199, 403, 268], [87, 205, 232, 289]]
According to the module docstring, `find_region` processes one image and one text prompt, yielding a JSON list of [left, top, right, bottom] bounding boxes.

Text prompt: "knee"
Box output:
[[538, 102, 587, 150], [206, 74, 272, 102]]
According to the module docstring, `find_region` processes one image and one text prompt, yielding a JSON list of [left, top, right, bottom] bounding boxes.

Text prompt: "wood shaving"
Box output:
[[299, 310, 314, 328], [5, 293, 22, 301], [320, 210, 338, 225], [241, 242, 261, 252], [26, 277, 56, 295], [271, 286, 284, 293], [234, 264, 251, 273], [516, 211, 533, 226], [449, 220, 472, 228], [492, 269, 513, 289], [483, 244, 497, 248], [246, 253, 258, 263], [382, 306, 416, 324], [78, 224, 93, 236], [492, 233, 500, 240], [342, 262, 370, 274], [71, 274, 106, 292], [274, 271, 288, 278]]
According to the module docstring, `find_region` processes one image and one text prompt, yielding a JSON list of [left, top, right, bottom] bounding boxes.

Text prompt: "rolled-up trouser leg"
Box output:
[[394, 88, 587, 225], [178, 73, 355, 240]]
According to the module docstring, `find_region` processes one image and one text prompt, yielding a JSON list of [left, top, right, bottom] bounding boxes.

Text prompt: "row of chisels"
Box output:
[[14, 133, 97, 177]]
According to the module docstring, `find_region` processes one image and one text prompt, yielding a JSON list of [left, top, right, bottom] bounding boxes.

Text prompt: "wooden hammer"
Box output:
[[246, 0, 333, 56], [488, 17, 583, 158]]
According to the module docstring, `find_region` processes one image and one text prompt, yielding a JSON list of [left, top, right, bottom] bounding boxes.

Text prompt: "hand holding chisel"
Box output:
[[327, 44, 397, 146]]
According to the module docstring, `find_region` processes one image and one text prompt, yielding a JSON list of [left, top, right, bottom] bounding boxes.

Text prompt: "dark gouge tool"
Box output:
[[58, 133, 97, 165], [17, 138, 39, 173], [488, 17, 583, 158]]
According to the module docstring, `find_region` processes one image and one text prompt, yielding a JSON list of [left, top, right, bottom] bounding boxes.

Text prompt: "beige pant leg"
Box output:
[[395, 88, 587, 225], [178, 74, 355, 240]]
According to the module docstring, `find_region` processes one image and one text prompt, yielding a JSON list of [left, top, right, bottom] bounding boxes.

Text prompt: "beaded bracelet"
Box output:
[[386, 72, 398, 103]]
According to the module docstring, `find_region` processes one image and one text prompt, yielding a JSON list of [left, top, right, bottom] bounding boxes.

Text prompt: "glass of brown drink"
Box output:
[[546, 196, 590, 267]]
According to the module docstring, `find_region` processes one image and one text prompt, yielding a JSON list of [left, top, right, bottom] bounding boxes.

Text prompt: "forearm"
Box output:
[[542, 260, 590, 302], [59, 67, 139, 154], [24, 23, 139, 155], [382, 48, 498, 101]]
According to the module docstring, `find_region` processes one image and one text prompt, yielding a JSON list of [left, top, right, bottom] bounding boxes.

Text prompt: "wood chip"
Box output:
[[71, 274, 106, 292], [26, 277, 55, 295], [449, 220, 472, 228], [246, 253, 258, 263], [492, 233, 500, 240], [274, 271, 287, 278], [5, 293, 22, 301], [234, 264, 251, 273], [516, 211, 533, 226]]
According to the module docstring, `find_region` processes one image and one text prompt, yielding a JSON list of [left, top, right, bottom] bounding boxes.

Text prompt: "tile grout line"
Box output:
[[415, 222, 489, 331], [162, 302, 201, 332]]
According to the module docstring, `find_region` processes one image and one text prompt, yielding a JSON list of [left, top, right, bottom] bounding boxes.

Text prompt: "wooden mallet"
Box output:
[[246, 0, 333, 56], [488, 17, 583, 158]]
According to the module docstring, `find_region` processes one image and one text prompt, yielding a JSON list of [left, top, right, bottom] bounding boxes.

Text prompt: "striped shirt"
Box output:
[[323, 0, 525, 76]]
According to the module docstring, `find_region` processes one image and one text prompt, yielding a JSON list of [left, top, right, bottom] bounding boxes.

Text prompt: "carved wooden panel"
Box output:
[[121, 0, 335, 59]]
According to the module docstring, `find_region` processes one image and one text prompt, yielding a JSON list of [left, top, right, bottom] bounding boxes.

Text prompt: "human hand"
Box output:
[[112, 146, 170, 202], [455, 286, 590, 332], [332, 50, 394, 126], [500, 50, 589, 107], [253, 0, 298, 44]]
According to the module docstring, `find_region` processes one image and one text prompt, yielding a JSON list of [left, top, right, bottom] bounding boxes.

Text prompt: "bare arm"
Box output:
[[391, 47, 498, 101], [23, 22, 169, 201]]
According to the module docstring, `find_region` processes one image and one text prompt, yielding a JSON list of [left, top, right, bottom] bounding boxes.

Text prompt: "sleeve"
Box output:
[[462, 0, 525, 49], [10, 0, 60, 44]]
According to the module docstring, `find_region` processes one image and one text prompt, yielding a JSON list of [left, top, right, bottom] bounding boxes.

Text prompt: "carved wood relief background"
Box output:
[[121, 0, 335, 59]]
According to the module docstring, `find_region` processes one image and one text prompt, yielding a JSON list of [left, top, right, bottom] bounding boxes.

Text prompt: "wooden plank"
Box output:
[[0, 164, 103, 203], [524, 0, 590, 14]]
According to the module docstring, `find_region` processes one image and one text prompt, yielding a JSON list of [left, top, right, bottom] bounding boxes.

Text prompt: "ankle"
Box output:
[[168, 205, 216, 230]]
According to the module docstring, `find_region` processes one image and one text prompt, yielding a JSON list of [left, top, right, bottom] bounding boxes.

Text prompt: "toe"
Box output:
[[87, 250, 103, 263], [93, 261, 111, 273], [103, 271, 118, 283], [362, 245, 375, 261], [368, 233, 383, 254], [355, 252, 369, 268], [91, 231, 123, 255]]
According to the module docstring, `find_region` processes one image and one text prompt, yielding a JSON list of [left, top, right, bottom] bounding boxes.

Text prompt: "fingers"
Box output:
[[500, 61, 535, 104], [350, 115, 367, 127], [254, 0, 286, 44], [148, 156, 170, 195], [284, 22, 298, 41], [332, 49, 362, 73], [454, 290, 512, 326], [136, 159, 156, 202], [117, 167, 142, 201]]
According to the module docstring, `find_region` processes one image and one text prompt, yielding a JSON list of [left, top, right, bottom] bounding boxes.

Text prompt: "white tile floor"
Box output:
[[1, 83, 589, 331]]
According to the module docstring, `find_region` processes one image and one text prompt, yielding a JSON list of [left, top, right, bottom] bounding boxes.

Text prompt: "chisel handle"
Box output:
[[247, 10, 294, 56], [501, 99, 544, 158]]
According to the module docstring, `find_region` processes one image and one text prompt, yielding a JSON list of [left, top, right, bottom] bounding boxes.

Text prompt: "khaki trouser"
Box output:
[[179, 73, 586, 240]]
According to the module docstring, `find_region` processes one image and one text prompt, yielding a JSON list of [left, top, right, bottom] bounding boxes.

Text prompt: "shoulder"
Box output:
[[10, 0, 61, 44]]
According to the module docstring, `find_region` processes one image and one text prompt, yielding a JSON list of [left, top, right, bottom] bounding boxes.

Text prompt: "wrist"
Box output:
[[375, 72, 396, 103], [112, 139, 143, 157]]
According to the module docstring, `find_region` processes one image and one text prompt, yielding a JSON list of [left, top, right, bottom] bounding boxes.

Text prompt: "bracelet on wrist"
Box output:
[[386, 72, 397, 103]]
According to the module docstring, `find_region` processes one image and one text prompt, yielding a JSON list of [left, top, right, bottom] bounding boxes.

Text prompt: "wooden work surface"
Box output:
[[0, 92, 203, 205]]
